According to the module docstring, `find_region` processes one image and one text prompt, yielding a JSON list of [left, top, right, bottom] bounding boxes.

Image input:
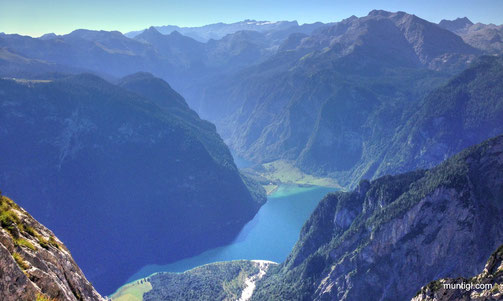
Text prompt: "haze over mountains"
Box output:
[[1, 8, 502, 300], [3, 11, 499, 190], [124, 19, 310, 42]]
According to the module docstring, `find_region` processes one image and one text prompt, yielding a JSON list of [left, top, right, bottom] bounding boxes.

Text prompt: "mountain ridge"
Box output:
[[252, 134, 503, 300], [125, 19, 302, 42]]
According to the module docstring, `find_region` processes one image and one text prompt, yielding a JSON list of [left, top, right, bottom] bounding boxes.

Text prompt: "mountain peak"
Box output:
[[118, 72, 192, 111], [438, 17, 474, 33], [168, 30, 183, 37], [146, 26, 162, 34], [368, 9, 394, 17], [440, 16, 474, 26], [39, 33, 58, 40], [119, 71, 156, 82], [135, 26, 164, 41], [65, 29, 125, 41], [459, 16, 473, 23]]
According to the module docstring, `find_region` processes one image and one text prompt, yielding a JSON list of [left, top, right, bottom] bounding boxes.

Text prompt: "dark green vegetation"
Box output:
[[0, 73, 265, 294], [413, 244, 503, 300], [251, 135, 503, 300], [0, 193, 104, 300], [141, 261, 259, 301]]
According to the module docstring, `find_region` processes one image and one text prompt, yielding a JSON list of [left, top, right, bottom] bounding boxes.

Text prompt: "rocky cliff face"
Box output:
[[412, 245, 503, 301], [0, 193, 103, 301], [252, 135, 503, 300]]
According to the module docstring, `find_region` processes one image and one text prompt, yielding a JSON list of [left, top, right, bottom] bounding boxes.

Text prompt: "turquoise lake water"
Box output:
[[125, 184, 335, 283]]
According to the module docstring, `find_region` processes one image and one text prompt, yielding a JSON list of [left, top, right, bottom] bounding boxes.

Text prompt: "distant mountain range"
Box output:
[[124, 19, 317, 42]]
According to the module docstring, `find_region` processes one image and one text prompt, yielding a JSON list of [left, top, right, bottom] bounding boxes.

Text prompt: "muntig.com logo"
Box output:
[[443, 282, 493, 292]]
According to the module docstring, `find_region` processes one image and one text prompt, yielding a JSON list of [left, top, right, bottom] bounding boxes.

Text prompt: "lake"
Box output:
[[124, 184, 335, 283]]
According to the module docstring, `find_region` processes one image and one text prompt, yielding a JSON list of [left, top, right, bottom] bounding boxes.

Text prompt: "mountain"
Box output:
[[118, 71, 191, 111], [190, 11, 489, 189], [369, 55, 503, 180], [439, 18, 503, 54], [2, 11, 494, 190], [39, 33, 58, 40], [0, 192, 103, 301], [0, 27, 282, 93], [134, 27, 206, 69], [0, 73, 265, 294], [204, 30, 274, 70], [251, 134, 503, 300], [0, 30, 168, 79], [270, 10, 479, 71], [126, 20, 302, 42], [438, 17, 474, 33], [111, 260, 276, 301], [192, 9, 481, 119], [412, 244, 503, 301]]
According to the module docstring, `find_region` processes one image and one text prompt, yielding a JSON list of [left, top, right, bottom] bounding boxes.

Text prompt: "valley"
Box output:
[[1, 4, 502, 301], [111, 184, 335, 299]]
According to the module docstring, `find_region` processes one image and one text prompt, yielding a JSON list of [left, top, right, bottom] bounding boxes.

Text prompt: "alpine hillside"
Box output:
[[251, 134, 503, 300], [0, 73, 265, 294]]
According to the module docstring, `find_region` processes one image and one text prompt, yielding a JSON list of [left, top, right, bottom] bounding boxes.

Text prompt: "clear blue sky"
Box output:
[[1, 0, 502, 37]]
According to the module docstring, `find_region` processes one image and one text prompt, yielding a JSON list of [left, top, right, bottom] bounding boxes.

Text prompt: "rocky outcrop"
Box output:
[[0, 193, 103, 301], [252, 135, 503, 300], [412, 245, 503, 301]]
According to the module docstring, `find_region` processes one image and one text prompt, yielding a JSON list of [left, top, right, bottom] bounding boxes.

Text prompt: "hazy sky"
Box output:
[[1, 0, 502, 37]]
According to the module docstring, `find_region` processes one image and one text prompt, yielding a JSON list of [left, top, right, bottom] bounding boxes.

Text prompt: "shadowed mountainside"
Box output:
[[0, 73, 265, 294]]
